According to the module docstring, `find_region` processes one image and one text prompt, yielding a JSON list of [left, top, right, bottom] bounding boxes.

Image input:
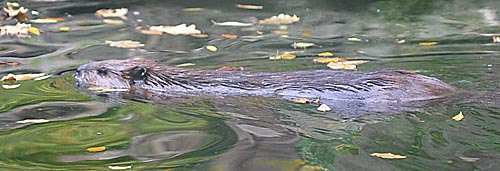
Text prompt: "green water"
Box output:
[[0, 0, 499, 170]]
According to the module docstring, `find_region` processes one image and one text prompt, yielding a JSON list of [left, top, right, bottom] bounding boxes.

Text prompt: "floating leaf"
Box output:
[[313, 57, 346, 63], [1, 73, 45, 81], [103, 19, 125, 25], [216, 66, 251, 71], [418, 42, 438, 46], [0, 23, 31, 37], [182, 8, 206, 12], [347, 37, 362, 42], [221, 34, 237, 39], [86, 146, 106, 152], [6, 2, 20, 7], [176, 63, 196, 67], [2, 84, 21, 89], [270, 53, 296, 60], [191, 34, 209, 38], [236, 4, 263, 10], [318, 52, 334, 57], [327, 62, 356, 70], [108, 165, 133, 170], [28, 26, 40, 35], [342, 60, 369, 65], [2, 6, 28, 22], [206, 45, 218, 52], [58, 26, 71, 31], [16, 119, 50, 124], [294, 97, 311, 104], [259, 13, 300, 25], [95, 8, 128, 20], [105, 40, 144, 48], [150, 24, 201, 35], [370, 153, 407, 159], [317, 104, 331, 112], [30, 18, 64, 23], [452, 111, 464, 121], [302, 33, 313, 37], [292, 42, 314, 49], [34, 75, 51, 81], [211, 20, 254, 27], [271, 30, 288, 35]]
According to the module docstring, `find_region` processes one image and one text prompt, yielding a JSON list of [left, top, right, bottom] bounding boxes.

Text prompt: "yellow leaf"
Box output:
[[31, 18, 64, 23], [347, 37, 362, 42], [28, 27, 40, 35], [313, 57, 345, 63], [302, 33, 313, 37], [370, 153, 407, 159], [206, 45, 218, 52], [281, 53, 296, 59], [59, 26, 71, 31], [16, 119, 50, 124], [2, 84, 21, 89], [105, 40, 144, 48], [182, 8, 206, 12], [191, 34, 209, 38], [327, 62, 356, 70], [452, 111, 464, 121], [293, 98, 311, 104], [318, 52, 334, 57], [86, 146, 106, 152], [176, 63, 196, 67], [236, 4, 263, 10], [34, 75, 51, 81], [140, 30, 163, 35], [317, 104, 331, 112], [418, 42, 438, 46], [271, 30, 288, 35], [6, 2, 20, 7], [108, 165, 133, 170], [341, 60, 369, 65]]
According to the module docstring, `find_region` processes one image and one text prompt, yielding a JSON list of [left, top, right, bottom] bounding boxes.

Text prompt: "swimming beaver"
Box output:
[[75, 59, 455, 114]]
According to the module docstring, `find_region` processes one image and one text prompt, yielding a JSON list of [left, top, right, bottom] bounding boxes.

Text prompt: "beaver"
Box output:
[[75, 59, 456, 114]]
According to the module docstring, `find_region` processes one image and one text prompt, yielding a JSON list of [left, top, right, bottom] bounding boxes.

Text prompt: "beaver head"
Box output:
[[75, 59, 154, 88]]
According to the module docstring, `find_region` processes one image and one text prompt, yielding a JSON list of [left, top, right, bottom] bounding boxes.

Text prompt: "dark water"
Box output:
[[1, 0, 499, 170]]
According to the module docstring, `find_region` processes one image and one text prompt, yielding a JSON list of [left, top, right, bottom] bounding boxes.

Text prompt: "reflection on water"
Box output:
[[1, 0, 500, 170]]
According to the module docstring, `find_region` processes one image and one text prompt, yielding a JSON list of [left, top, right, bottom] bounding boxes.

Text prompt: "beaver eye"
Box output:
[[129, 67, 147, 84], [97, 68, 108, 75]]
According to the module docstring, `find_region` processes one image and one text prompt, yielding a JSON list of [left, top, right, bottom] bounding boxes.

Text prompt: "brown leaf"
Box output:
[[95, 8, 128, 20], [236, 4, 263, 10], [221, 34, 238, 39]]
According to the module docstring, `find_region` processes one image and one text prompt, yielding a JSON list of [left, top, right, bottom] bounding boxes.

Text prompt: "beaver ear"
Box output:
[[128, 66, 147, 84]]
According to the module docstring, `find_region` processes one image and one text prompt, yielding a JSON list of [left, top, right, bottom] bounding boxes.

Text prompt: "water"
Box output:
[[0, 0, 499, 170]]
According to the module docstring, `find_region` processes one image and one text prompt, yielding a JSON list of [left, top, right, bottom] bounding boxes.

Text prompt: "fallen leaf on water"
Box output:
[[191, 33, 208, 38], [108, 165, 133, 170], [292, 42, 315, 49], [28, 26, 40, 35], [150, 24, 201, 35], [95, 8, 128, 20], [176, 63, 196, 67], [182, 8, 206, 12], [86, 146, 106, 152], [493, 36, 500, 43], [452, 111, 464, 121], [30, 18, 64, 23], [221, 34, 238, 39], [140, 29, 163, 35], [459, 156, 480, 162], [259, 14, 300, 25], [236, 4, 263, 10], [327, 62, 356, 70], [270, 53, 296, 60], [0, 61, 21, 66], [59, 26, 71, 31], [318, 52, 334, 57], [347, 37, 362, 42], [313, 57, 346, 63], [2, 84, 21, 89], [3, 6, 29, 22], [302, 33, 313, 37], [271, 30, 288, 35], [317, 104, 331, 112], [103, 19, 125, 25], [211, 20, 254, 27], [105, 40, 144, 48], [294, 97, 311, 104], [341, 60, 369, 65], [370, 153, 407, 159], [418, 42, 438, 46], [16, 119, 50, 124], [216, 66, 251, 71], [206, 45, 218, 52], [1, 73, 46, 81]]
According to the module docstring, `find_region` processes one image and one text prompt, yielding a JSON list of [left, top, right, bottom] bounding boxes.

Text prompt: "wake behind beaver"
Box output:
[[75, 59, 455, 115]]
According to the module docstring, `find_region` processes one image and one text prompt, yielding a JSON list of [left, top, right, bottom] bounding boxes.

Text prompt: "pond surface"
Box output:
[[1, 0, 499, 170]]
